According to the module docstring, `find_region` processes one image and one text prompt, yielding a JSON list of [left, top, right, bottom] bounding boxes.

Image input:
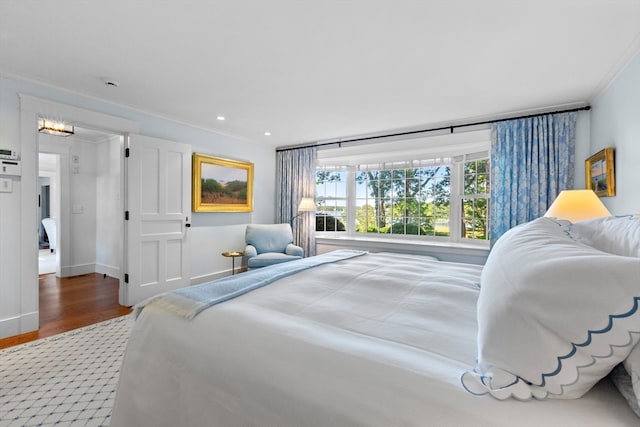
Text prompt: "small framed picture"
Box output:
[[585, 147, 615, 197], [192, 153, 253, 212]]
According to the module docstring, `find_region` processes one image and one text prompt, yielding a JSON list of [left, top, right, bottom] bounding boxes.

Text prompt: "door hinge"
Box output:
[[124, 273, 129, 283], [125, 211, 129, 220], [125, 147, 130, 158]]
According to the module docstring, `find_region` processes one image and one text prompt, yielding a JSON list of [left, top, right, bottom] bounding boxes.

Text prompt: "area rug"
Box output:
[[0, 315, 132, 426]]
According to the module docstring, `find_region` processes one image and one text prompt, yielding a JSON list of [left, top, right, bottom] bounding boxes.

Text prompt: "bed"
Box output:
[[111, 216, 640, 426]]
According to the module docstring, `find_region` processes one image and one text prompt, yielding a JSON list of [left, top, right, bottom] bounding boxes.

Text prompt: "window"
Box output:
[[461, 159, 490, 240], [315, 130, 490, 243], [315, 168, 347, 232], [353, 162, 451, 236]]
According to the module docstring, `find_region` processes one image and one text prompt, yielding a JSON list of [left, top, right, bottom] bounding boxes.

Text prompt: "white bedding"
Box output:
[[111, 252, 637, 426]]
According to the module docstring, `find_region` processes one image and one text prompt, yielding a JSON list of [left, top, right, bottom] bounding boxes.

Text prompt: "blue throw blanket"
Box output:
[[136, 249, 366, 320]]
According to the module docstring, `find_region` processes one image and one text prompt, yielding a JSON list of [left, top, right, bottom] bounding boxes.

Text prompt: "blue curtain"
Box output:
[[490, 112, 577, 242], [276, 146, 317, 257]]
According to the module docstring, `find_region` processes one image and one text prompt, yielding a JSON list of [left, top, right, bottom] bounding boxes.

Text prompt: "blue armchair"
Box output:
[[244, 224, 304, 269]]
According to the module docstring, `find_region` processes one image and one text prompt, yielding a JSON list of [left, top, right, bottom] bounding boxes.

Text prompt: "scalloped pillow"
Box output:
[[570, 215, 640, 258], [461, 217, 640, 400]]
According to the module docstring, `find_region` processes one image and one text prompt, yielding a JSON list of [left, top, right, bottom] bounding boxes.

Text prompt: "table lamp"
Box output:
[[544, 189, 611, 222]]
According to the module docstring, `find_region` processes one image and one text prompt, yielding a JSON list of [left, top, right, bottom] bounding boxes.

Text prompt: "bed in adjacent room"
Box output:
[[111, 216, 640, 426]]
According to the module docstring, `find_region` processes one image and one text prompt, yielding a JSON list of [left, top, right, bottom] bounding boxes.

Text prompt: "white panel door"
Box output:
[[123, 134, 191, 306]]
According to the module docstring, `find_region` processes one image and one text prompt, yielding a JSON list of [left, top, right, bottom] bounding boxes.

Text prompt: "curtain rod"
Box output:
[[276, 105, 591, 153]]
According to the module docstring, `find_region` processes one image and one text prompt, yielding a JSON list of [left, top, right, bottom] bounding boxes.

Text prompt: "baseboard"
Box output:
[[95, 263, 120, 279], [61, 263, 96, 277], [60, 263, 120, 279], [0, 311, 38, 339], [190, 270, 230, 286], [0, 315, 20, 340], [20, 311, 38, 334]]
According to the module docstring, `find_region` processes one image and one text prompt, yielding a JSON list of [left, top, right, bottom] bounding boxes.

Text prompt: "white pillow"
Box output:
[[461, 217, 640, 400], [570, 215, 640, 258]]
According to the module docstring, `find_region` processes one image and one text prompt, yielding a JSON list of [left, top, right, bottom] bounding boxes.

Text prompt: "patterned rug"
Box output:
[[0, 316, 132, 426]]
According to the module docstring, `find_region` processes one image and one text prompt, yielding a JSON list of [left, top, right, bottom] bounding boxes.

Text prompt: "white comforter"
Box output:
[[111, 252, 637, 426]]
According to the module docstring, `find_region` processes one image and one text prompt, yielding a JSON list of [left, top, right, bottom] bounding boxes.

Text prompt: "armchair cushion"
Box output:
[[247, 253, 302, 269]]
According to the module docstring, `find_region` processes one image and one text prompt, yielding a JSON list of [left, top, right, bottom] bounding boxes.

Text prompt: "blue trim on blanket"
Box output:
[[138, 249, 366, 320], [539, 296, 640, 387], [461, 296, 640, 399]]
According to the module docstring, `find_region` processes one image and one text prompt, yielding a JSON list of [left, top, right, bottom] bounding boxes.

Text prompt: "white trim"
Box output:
[[18, 95, 140, 335], [19, 94, 138, 135], [95, 263, 120, 280], [61, 263, 97, 278], [0, 312, 39, 339], [449, 161, 463, 240], [190, 270, 232, 285], [0, 315, 21, 339]]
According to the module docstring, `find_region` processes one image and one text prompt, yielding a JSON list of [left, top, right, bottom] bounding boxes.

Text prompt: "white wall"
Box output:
[[66, 140, 98, 275], [96, 136, 122, 278], [0, 155, 21, 339], [0, 75, 276, 338], [588, 51, 640, 215], [573, 111, 591, 190], [39, 136, 99, 277]]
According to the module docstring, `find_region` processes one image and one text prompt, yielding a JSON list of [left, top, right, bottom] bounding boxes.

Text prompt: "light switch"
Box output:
[[0, 178, 11, 193]]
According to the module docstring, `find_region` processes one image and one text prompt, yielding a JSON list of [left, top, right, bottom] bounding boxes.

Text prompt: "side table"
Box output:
[[221, 251, 244, 275]]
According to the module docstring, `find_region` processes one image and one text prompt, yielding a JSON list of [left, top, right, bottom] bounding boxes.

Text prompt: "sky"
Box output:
[[202, 164, 247, 183]]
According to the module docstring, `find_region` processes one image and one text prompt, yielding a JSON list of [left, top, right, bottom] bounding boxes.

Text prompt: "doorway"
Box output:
[[37, 125, 125, 327], [16, 94, 140, 336], [38, 152, 59, 275]]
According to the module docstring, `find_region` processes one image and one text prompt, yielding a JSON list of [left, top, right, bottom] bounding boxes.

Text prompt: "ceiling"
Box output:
[[2, 1, 639, 148]]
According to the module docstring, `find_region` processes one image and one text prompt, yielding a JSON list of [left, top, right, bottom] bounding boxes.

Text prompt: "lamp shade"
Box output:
[[544, 190, 611, 222], [297, 197, 316, 212]]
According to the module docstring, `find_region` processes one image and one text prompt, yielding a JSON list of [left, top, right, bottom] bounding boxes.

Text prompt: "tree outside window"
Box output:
[[315, 157, 489, 242]]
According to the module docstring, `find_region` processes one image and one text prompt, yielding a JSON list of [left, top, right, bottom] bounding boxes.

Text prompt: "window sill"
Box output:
[[315, 235, 489, 265]]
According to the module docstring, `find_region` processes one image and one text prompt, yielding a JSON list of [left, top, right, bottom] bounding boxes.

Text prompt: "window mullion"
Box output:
[[449, 162, 463, 242], [347, 167, 356, 236]]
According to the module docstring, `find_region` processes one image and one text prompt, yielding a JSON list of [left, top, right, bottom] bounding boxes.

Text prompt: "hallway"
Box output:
[[38, 248, 56, 275]]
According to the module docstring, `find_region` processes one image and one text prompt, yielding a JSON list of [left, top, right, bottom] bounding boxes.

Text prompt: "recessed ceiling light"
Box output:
[[264, 131, 271, 136], [217, 116, 225, 121]]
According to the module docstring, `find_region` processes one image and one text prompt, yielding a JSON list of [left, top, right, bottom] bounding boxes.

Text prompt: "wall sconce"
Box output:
[[38, 119, 74, 137], [544, 189, 611, 222]]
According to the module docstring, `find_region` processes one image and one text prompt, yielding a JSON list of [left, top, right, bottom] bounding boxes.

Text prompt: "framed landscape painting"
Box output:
[[585, 147, 615, 197], [192, 153, 254, 212]]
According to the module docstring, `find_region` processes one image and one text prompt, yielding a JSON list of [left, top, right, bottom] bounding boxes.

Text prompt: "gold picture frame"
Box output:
[[192, 153, 254, 212], [585, 147, 615, 197]]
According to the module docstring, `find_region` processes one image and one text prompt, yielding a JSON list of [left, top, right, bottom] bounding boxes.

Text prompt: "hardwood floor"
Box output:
[[0, 273, 131, 349]]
